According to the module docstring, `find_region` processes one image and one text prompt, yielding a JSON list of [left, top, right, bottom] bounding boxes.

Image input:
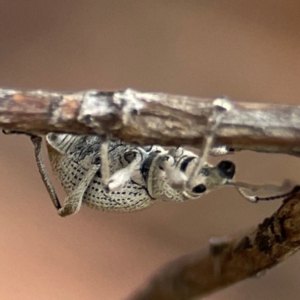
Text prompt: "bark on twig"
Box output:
[[1, 88, 300, 155], [129, 194, 300, 300]]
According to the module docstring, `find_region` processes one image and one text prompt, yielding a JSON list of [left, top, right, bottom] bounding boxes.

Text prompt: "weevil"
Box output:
[[35, 134, 298, 217], [43, 134, 236, 215], [5, 97, 299, 217]]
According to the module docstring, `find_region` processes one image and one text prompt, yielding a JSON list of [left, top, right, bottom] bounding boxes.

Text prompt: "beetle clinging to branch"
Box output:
[[14, 97, 296, 217]]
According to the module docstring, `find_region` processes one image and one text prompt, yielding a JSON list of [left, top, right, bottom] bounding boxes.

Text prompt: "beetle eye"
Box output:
[[217, 160, 235, 179], [192, 184, 206, 194]]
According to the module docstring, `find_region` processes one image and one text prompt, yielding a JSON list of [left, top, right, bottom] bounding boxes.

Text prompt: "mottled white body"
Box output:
[[45, 133, 236, 215]]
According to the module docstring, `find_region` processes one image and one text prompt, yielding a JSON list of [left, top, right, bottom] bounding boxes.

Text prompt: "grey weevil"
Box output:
[[24, 97, 299, 217]]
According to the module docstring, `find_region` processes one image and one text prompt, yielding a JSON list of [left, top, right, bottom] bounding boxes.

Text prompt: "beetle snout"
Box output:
[[217, 160, 235, 179]]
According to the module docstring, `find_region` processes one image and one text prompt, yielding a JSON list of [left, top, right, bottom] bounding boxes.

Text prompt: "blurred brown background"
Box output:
[[1, 1, 300, 299]]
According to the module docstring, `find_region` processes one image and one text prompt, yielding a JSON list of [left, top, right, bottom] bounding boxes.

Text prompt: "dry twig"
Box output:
[[1, 88, 300, 154]]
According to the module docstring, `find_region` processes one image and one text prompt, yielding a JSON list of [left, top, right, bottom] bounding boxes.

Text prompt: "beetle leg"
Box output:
[[30, 135, 62, 210], [57, 164, 99, 217]]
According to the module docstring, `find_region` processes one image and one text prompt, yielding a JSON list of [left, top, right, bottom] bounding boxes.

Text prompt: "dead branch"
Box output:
[[128, 193, 300, 300], [1, 88, 300, 155]]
